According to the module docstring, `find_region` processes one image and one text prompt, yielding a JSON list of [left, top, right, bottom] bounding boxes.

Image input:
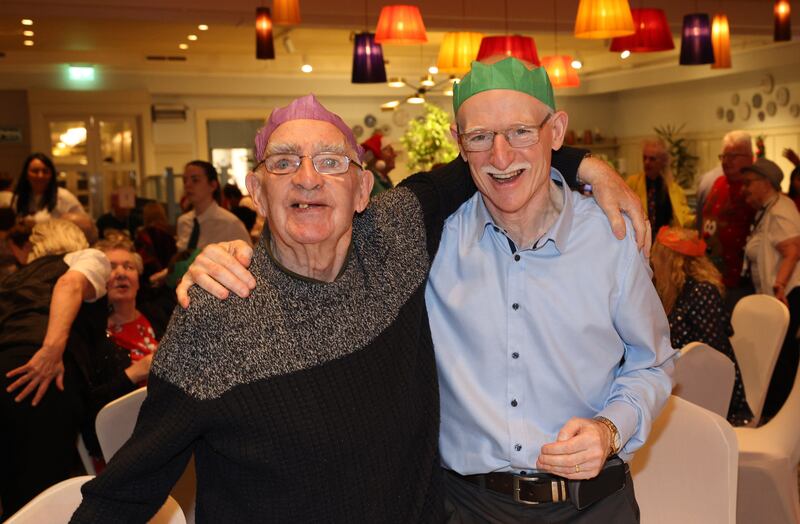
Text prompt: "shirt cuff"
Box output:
[[596, 401, 638, 461]]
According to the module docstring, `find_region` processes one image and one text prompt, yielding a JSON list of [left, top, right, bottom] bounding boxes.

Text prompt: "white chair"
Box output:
[[75, 434, 97, 475], [730, 294, 789, 426], [95, 386, 148, 462], [673, 342, 736, 418], [735, 346, 800, 524], [95, 386, 197, 524], [630, 396, 738, 524], [4, 475, 185, 524]]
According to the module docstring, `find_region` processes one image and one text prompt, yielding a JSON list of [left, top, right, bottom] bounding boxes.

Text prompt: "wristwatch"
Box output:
[[594, 416, 621, 457]]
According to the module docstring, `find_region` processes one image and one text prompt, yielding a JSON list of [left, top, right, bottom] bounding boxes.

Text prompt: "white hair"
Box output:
[[722, 130, 753, 154], [28, 219, 89, 262]]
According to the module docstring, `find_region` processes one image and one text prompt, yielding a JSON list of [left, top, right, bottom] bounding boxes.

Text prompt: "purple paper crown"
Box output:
[[255, 94, 363, 162]]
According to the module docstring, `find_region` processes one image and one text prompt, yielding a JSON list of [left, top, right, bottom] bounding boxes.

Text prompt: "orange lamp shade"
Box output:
[[775, 0, 791, 41], [540, 55, 580, 88], [273, 0, 301, 25], [711, 14, 731, 69], [375, 5, 428, 45], [574, 0, 636, 39], [437, 32, 484, 74]]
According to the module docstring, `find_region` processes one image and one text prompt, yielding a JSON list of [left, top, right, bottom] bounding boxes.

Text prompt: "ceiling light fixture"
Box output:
[[23, 40, 34, 47], [381, 100, 401, 110], [574, 0, 635, 39], [351, 32, 387, 83], [420, 74, 435, 87], [477, 0, 540, 65], [198, 24, 209, 31], [23, 30, 34, 37], [407, 92, 426, 104], [428, 65, 439, 75], [609, 8, 674, 53], [437, 31, 484, 75], [255, 7, 276, 60], [388, 77, 406, 88], [273, 0, 302, 25], [711, 13, 732, 68], [188, 34, 198, 41], [21, 19, 33, 26], [542, 0, 580, 88], [774, 0, 792, 41], [620, 50, 631, 59], [179, 43, 189, 50], [301, 63, 313, 73], [375, 5, 428, 45], [571, 59, 583, 69], [679, 13, 715, 65]]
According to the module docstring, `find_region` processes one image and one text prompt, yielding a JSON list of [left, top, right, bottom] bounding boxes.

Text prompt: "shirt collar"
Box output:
[[472, 167, 574, 254]]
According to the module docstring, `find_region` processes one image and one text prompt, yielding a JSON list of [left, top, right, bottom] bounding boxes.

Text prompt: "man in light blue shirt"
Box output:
[[428, 57, 674, 522]]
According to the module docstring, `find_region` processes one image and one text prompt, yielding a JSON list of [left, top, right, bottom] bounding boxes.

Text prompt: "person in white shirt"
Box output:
[[10, 153, 86, 224], [175, 160, 252, 252]]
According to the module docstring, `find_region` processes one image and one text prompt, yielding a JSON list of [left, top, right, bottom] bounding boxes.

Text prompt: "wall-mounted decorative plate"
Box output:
[[716, 107, 725, 119], [352, 124, 364, 138], [776, 87, 790, 107], [364, 114, 377, 127], [392, 108, 409, 127], [752, 93, 763, 109], [738, 102, 751, 121], [766, 101, 777, 116], [379, 124, 391, 135], [758, 111, 766, 122], [726, 109, 735, 122], [760, 73, 775, 94], [790, 104, 800, 118], [731, 93, 740, 105]]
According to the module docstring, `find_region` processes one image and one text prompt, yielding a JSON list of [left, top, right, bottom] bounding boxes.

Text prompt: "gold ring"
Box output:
[[574, 464, 581, 474]]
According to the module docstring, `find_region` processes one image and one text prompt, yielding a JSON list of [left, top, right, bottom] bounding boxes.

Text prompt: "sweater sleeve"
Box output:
[[71, 374, 199, 523], [552, 146, 588, 189]]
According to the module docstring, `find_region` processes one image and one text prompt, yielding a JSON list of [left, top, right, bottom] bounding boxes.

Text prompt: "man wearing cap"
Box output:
[[741, 158, 800, 421]]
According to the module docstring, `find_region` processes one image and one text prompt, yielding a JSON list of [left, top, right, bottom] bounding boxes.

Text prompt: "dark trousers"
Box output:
[[443, 468, 639, 524], [762, 287, 800, 422]]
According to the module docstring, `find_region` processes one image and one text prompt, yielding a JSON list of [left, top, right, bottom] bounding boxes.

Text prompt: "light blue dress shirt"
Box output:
[[426, 168, 676, 475]]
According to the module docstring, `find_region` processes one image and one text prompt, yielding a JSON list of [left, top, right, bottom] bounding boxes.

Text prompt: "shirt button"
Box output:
[[514, 254, 521, 262], [512, 352, 519, 359], [511, 399, 518, 407], [512, 303, 520, 310], [515, 444, 522, 452]]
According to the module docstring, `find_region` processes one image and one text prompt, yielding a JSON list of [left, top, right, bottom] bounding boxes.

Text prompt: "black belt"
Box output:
[[447, 470, 569, 505]]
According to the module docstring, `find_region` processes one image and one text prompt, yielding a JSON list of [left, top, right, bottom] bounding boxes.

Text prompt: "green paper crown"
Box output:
[[453, 57, 555, 114]]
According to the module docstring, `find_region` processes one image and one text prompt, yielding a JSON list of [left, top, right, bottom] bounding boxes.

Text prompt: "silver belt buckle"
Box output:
[[512, 475, 541, 505]]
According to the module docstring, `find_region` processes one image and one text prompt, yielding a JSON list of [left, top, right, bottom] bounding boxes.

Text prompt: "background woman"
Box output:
[[11, 153, 85, 224], [651, 225, 753, 425], [741, 158, 800, 422]]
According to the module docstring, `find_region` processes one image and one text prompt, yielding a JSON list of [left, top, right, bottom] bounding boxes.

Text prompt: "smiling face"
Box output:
[[455, 89, 567, 226], [741, 172, 774, 209], [720, 142, 754, 184], [27, 158, 53, 196], [246, 119, 373, 251], [105, 248, 140, 306]]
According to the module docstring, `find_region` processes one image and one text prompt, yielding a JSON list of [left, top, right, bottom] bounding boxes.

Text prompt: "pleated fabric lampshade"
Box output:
[[609, 8, 674, 52], [352, 32, 387, 83], [255, 7, 275, 60], [374, 5, 428, 45], [679, 13, 715, 65], [476, 35, 541, 66], [541, 55, 580, 88], [711, 14, 732, 69], [574, 0, 635, 39], [272, 0, 301, 25], [437, 32, 484, 74], [774, 0, 792, 42]]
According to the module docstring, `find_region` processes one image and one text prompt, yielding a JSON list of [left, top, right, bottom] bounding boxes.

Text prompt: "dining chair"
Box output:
[[673, 341, 735, 418], [729, 294, 789, 426], [630, 396, 738, 524]]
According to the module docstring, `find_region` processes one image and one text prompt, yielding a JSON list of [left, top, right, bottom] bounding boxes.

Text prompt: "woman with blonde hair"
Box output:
[[651, 225, 753, 425]]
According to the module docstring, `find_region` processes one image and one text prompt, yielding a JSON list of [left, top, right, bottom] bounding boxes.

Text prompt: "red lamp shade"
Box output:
[[273, 0, 301, 25], [574, 0, 635, 39], [255, 7, 275, 60], [375, 5, 428, 45], [775, 0, 792, 42], [476, 35, 541, 66], [711, 14, 732, 69], [540, 55, 580, 88], [437, 32, 484, 74], [609, 8, 674, 52]]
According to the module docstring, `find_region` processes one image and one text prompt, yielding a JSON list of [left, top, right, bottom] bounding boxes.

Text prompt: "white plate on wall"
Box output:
[[776, 87, 790, 106]]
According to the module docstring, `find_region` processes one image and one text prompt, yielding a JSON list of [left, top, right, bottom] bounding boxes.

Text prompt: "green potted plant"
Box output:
[[400, 104, 459, 172], [654, 123, 699, 189]]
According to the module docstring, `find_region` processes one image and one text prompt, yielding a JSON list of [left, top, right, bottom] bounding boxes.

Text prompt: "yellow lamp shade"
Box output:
[[711, 14, 731, 69], [437, 32, 484, 74], [375, 5, 428, 45], [540, 55, 580, 88], [273, 0, 301, 25], [574, 0, 636, 39]]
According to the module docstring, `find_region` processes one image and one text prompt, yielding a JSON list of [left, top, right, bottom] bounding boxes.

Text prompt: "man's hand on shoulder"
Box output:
[[577, 157, 651, 257], [177, 240, 256, 308], [536, 417, 611, 480]]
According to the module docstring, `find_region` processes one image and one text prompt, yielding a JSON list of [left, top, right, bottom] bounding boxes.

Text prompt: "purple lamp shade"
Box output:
[[352, 32, 387, 84], [680, 13, 715, 65]]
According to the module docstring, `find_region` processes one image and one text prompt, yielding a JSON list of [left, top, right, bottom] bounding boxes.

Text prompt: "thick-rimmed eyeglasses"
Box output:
[[458, 113, 553, 152], [260, 153, 364, 175]]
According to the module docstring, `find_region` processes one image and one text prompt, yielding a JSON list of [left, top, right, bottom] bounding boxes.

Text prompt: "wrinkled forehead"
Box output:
[[267, 119, 352, 155], [457, 89, 550, 129], [722, 142, 751, 155]]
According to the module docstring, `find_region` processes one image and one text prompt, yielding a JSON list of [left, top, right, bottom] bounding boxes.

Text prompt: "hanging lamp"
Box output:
[[775, 0, 792, 41], [476, 35, 541, 65], [711, 13, 731, 69], [541, 55, 580, 88], [255, 7, 275, 60], [352, 32, 387, 83], [574, 0, 635, 39], [437, 32, 484, 74], [609, 8, 674, 52], [272, 0, 301, 25], [374, 5, 428, 45], [679, 13, 715, 65]]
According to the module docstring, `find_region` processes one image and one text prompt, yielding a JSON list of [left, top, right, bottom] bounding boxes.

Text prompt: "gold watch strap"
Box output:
[[594, 416, 620, 456]]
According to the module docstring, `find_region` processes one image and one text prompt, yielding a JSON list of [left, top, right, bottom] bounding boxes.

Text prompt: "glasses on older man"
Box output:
[[458, 113, 553, 153], [262, 153, 364, 175], [718, 153, 751, 161]]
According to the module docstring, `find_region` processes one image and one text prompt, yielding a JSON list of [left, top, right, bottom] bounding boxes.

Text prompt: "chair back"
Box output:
[[730, 294, 789, 426], [631, 396, 738, 523], [4, 475, 185, 524], [673, 342, 735, 418], [95, 386, 147, 462], [756, 343, 800, 465]]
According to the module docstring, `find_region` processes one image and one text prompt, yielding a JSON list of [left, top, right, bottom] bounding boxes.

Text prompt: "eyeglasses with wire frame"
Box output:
[[261, 153, 364, 176], [458, 113, 554, 152]]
